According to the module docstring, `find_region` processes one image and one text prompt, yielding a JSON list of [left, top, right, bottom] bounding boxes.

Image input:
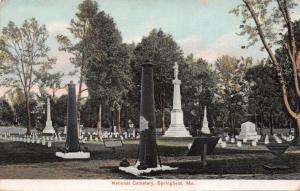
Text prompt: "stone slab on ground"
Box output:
[[119, 164, 178, 176], [55, 151, 90, 159]]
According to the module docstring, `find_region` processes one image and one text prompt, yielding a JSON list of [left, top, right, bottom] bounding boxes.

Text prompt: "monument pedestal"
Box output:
[[164, 110, 191, 137], [55, 151, 90, 159], [43, 121, 55, 134]]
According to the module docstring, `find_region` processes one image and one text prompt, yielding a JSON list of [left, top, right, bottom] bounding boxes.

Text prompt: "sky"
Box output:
[[0, 0, 300, 96]]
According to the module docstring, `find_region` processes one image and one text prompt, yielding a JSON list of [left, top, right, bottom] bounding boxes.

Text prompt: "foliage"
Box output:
[[133, 29, 184, 130], [0, 18, 55, 133], [180, 54, 216, 133], [245, 61, 288, 133], [214, 56, 252, 131], [0, 98, 14, 126]]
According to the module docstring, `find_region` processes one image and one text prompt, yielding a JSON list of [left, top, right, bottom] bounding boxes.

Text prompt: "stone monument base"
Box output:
[[43, 121, 55, 134], [164, 124, 191, 137], [42, 128, 56, 134], [55, 151, 90, 159], [237, 134, 261, 141]]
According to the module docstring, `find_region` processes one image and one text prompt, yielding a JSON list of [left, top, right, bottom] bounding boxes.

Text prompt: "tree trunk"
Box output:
[[77, 75, 83, 138], [160, 109, 165, 135], [116, 108, 121, 133], [270, 113, 274, 135], [110, 110, 115, 132], [97, 103, 102, 139], [292, 100, 300, 145], [159, 94, 165, 135], [124, 106, 129, 131], [25, 94, 32, 135], [293, 118, 300, 145]]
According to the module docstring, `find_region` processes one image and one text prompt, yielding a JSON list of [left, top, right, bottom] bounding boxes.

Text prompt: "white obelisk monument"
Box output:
[[201, 106, 210, 134], [164, 62, 191, 137], [43, 97, 56, 134]]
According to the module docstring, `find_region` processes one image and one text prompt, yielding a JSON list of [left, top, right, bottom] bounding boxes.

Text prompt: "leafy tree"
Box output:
[[214, 56, 251, 135], [56, 0, 98, 130], [85, 10, 131, 133], [0, 18, 55, 134], [52, 95, 68, 128], [231, 0, 300, 143], [245, 61, 287, 135], [133, 29, 184, 134], [181, 54, 216, 135], [0, 98, 14, 126]]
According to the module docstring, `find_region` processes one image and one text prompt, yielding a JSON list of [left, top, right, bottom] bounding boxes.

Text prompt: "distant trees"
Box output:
[[245, 61, 286, 135], [0, 18, 55, 134], [56, 0, 98, 131], [84, 9, 132, 133], [214, 56, 251, 135], [181, 54, 216, 135], [133, 29, 184, 134], [0, 98, 14, 126]]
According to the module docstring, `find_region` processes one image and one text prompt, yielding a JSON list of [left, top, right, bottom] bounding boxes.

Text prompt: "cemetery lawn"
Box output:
[[0, 139, 299, 179]]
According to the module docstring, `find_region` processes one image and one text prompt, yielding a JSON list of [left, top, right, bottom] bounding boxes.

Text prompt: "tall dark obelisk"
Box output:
[[138, 61, 157, 168], [65, 81, 80, 152]]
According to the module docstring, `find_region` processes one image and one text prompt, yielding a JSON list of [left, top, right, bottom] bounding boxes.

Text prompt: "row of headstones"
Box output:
[[102, 131, 140, 140], [218, 133, 294, 148], [218, 136, 260, 148], [77, 130, 140, 143], [0, 131, 66, 141], [279, 133, 294, 142], [0, 133, 53, 148]]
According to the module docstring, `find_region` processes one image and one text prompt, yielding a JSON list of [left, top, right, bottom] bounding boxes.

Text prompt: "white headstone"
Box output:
[[264, 135, 270, 145], [218, 138, 222, 144], [242, 138, 247, 143], [225, 136, 230, 142], [251, 140, 257, 146], [58, 134, 62, 141], [123, 132, 128, 139], [47, 141, 52, 148], [221, 142, 227, 148], [237, 141, 242, 147], [237, 121, 261, 141], [230, 138, 235, 143], [63, 126, 67, 135]]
